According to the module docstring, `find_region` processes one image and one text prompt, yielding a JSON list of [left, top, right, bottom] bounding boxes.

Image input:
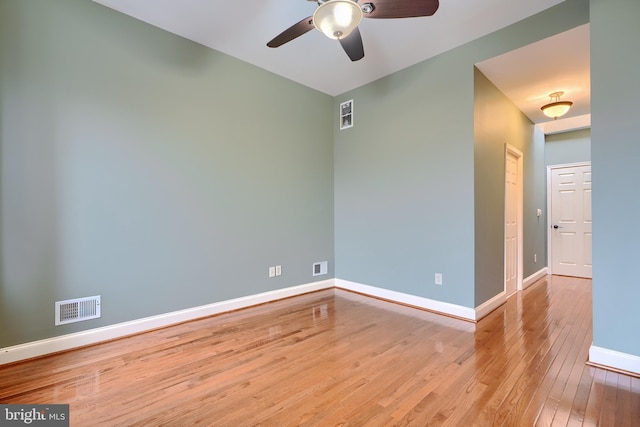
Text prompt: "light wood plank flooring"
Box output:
[[1, 275, 638, 426]]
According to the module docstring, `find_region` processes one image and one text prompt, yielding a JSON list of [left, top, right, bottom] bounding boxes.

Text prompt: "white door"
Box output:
[[505, 149, 519, 296], [549, 164, 592, 278]]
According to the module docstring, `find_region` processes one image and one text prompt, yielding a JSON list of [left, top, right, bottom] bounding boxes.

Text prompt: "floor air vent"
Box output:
[[55, 295, 101, 326]]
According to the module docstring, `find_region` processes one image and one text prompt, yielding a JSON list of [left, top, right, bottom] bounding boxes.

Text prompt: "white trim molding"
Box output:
[[0, 280, 334, 366], [2, 278, 519, 365], [589, 345, 640, 376], [523, 268, 548, 290], [475, 291, 506, 320], [335, 279, 498, 322], [336, 279, 475, 320]]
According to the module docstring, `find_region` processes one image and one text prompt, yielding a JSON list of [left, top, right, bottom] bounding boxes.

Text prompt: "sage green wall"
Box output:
[[473, 69, 546, 306], [0, 0, 334, 347], [545, 128, 591, 166], [590, 0, 640, 357], [0, 0, 597, 350], [527, 126, 548, 277], [334, 51, 476, 307], [334, 0, 588, 309]]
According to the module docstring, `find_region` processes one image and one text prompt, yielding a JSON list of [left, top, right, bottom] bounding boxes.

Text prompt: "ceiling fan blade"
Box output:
[[339, 28, 365, 61], [267, 16, 315, 48], [363, 0, 439, 19]]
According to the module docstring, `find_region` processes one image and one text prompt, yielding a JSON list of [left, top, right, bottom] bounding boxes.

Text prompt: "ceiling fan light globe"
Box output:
[[313, 0, 363, 40]]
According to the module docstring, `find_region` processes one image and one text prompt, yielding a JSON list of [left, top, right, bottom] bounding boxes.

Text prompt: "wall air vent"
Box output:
[[55, 295, 101, 326], [313, 261, 328, 277]]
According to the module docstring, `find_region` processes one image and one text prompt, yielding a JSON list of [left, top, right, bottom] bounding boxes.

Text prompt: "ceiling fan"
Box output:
[[267, 0, 440, 62]]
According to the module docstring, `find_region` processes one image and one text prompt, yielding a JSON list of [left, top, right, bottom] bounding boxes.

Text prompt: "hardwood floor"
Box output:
[[1, 275, 638, 426]]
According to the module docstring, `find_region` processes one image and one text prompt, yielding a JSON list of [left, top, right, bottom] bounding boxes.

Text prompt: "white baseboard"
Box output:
[[475, 291, 506, 320], [0, 276, 543, 366], [0, 280, 334, 366], [523, 267, 548, 290], [589, 345, 640, 376], [335, 279, 478, 321]]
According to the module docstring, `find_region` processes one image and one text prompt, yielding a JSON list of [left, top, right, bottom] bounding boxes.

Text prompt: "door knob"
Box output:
[[553, 225, 563, 229]]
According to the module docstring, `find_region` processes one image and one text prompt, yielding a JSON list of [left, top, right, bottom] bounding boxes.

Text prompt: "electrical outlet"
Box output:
[[269, 266, 276, 278], [435, 273, 443, 286], [275, 265, 282, 276]]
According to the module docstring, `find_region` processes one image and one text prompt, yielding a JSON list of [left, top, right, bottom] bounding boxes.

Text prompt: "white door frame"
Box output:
[[505, 144, 524, 294], [546, 161, 591, 275]]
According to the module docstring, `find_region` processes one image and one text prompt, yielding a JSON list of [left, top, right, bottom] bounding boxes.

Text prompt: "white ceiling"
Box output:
[[92, 0, 590, 128], [477, 23, 590, 130]]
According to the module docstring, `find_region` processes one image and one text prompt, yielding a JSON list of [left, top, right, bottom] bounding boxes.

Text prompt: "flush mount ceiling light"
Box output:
[[313, 0, 363, 40], [541, 91, 573, 120]]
